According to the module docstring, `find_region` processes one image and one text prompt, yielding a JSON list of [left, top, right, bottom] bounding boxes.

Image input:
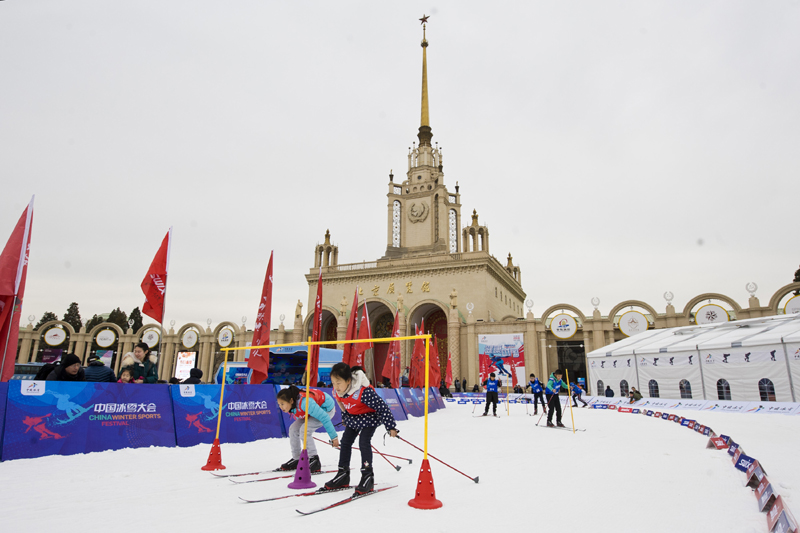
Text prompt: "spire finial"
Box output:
[[418, 15, 432, 146]]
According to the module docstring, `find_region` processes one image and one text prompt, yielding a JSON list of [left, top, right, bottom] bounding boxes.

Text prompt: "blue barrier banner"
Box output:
[[418, 388, 437, 413], [376, 388, 408, 422], [430, 388, 446, 409], [734, 453, 756, 472], [274, 386, 344, 437], [3, 381, 175, 461], [171, 384, 283, 447], [398, 388, 424, 417], [0, 382, 7, 457]]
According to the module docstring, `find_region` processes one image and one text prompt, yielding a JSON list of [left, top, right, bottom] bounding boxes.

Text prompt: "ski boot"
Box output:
[[355, 466, 374, 495], [481, 412, 488, 417], [547, 421, 555, 427], [309, 455, 321, 473], [557, 422, 566, 428], [279, 458, 299, 471], [323, 468, 350, 491]]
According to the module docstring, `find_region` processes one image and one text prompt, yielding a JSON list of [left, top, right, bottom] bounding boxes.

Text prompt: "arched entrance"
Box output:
[[408, 302, 449, 379]]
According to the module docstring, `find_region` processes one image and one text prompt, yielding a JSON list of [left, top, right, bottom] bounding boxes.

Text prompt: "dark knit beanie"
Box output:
[[60, 353, 82, 368]]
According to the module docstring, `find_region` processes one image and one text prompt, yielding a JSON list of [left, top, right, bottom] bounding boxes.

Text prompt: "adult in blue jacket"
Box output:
[[83, 354, 117, 382], [545, 369, 567, 427], [527, 373, 546, 415], [605, 386, 614, 398], [482, 373, 501, 416]]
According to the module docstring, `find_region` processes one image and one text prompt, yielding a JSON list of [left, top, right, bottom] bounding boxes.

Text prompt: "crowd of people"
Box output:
[[34, 342, 203, 385]]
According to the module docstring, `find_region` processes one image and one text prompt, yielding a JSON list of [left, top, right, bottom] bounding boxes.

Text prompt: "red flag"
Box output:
[[409, 319, 425, 388], [428, 335, 441, 388], [248, 252, 273, 384], [0, 197, 34, 382], [445, 351, 453, 388], [141, 228, 171, 323], [307, 267, 323, 386], [341, 288, 358, 366], [381, 310, 401, 388], [350, 303, 372, 369]]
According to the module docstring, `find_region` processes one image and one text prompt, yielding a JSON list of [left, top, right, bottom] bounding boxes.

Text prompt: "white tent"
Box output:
[[586, 313, 800, 402]]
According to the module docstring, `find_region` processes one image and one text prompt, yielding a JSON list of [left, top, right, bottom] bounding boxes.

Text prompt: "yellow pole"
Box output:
[[423, 335, 430, 460], [303, 336, 311, 451], [214, 349, 230, 439], [565, 369, 575, 434]]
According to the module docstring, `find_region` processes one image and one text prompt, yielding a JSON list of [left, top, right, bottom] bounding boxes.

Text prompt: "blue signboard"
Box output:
[[0, 382, 7, 458], [3, 381, 176, 461], [171, 384, 284, 447], [430, 388, 446, 409], [215, 347, 343, 385], [376, 388, 408, 422], [398, 388, 424, 417]]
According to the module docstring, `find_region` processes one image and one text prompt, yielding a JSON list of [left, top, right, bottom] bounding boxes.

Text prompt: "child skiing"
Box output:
[[545, 369, 567, 427], [527, 373, 546, 415], [482, 372, 501, 416], [570, 382, 588, 407], [325, 363, 398, 495], [275, 385, 339, 472]]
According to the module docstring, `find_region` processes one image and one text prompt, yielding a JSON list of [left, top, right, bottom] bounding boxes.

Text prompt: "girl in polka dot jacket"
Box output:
[[325, 362, 398, 495]]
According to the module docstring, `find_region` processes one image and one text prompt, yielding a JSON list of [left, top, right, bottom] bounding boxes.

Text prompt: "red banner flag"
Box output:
[[445, 351, 453, 388], [381, 310, 401, 388], [350, 303, 372, 369], [341, 288, 358, 366], [409, 319, 425, 388], [0, 197, 34, 382], [308, 267, 323, 386], [429, 335, 441, 388], [141, 229, 171, 323], [248, 251, 273, 384]]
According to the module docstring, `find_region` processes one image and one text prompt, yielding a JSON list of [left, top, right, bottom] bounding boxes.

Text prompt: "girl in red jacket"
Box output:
[[324, 363, 398, 494]]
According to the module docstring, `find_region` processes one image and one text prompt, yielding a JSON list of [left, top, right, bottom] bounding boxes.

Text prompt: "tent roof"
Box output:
[[586, 313, 800, 358]]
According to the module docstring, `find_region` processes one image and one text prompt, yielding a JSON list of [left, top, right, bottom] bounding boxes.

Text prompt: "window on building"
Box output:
[[620, 380, 629, 396], [717, 379, 731, 401], [758, 378, 776, 401], [679, 379, 692, 399], [597, 380, 604, 395], [648, 379, 660, 398]]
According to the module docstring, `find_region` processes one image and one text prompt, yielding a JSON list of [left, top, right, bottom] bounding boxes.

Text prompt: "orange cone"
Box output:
[[201, 438, 226, 471], [408, 459, 442, 509]]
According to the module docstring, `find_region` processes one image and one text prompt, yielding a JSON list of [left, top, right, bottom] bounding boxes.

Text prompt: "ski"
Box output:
[[472, 414, 501, 418], [239, 485, 352, 504], [211, 470, 270, 478], [229, 469, 340, 484], [536, 425, 586, 432], [296, 484, 397, 516]]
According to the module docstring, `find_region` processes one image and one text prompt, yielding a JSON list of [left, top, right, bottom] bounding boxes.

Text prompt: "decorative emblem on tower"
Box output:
[[407, 201, 429, 223]]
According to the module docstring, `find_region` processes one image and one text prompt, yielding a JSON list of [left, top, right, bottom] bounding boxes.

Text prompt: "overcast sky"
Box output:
[[2, 1, 799, 331]]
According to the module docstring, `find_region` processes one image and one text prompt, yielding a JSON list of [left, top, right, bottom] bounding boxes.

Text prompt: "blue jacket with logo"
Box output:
[[545, 374, 565, 395], [570, 383, 583, 396], [528, 378, 543, 394], [484, 379, 499, 393]]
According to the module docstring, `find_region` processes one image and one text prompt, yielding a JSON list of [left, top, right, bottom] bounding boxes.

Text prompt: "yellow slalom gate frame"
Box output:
[[217, 334, 435, 460], [565, 368, 576, 434]]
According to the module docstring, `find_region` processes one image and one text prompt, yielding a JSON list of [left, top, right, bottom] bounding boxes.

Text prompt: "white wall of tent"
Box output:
[[585, 313, 800, 406]]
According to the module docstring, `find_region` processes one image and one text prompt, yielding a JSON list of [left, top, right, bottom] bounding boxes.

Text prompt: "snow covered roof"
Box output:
[[587, 313, 800, 357]]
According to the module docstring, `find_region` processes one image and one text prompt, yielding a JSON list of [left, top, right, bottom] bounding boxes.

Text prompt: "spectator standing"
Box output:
[[605, 386, 614, 398], [120, 343, 158, 383], [182, 368, 203, 384]]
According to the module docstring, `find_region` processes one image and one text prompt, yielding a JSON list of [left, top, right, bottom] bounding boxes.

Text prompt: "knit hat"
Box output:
[[60, 353, 82, 368], [189, 368, 203, 379]]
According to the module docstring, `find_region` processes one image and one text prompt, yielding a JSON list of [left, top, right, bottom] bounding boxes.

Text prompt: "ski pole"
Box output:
[[372, 444, 401, 471], [312, 436, 412, 464], [396, 436, 479, 483], [535, 392, 558, 426]]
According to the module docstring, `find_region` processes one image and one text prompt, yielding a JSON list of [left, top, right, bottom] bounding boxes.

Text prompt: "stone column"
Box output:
[[465, 314, 477, 387], [523, 313, 538, 379], [292, 311, 304, 344], [337, 314, 346, 350], [18, 325, 34, 363], [447, 307, 461, 385], [538, 331, 548, 379], [276, 323, 286, 347], [31, 338, 41, 362]]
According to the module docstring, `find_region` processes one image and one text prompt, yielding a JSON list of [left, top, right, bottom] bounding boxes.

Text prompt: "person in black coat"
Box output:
[[462, 378, 467, 392], [83, 354, 117, 382], [605, 386, 614, 397], [182, 368, 203, 384], [46, 353, 86, 382]]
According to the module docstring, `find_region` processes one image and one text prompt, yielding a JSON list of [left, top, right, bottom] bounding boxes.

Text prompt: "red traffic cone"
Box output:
[[408, 459, 442, 509], [288, 449, 317, 489], [201, 438, 226, 471]]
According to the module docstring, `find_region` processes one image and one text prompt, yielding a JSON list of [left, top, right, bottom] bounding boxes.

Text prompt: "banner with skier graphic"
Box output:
[[3, 381, 175, 461], [171, 384, 283, 447], [478, 333, 525, 386]]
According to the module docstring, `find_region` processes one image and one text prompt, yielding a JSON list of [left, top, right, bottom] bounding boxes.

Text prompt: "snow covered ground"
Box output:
[[2, 399, 798, 532]]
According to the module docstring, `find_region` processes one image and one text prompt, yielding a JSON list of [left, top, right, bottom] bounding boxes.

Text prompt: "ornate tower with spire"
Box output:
[[383, 18, 462, 258]]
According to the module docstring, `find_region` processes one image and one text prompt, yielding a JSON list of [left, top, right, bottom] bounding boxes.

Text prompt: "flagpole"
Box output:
[[158, 227, 172, 381], [1, 296, 19, 381]]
